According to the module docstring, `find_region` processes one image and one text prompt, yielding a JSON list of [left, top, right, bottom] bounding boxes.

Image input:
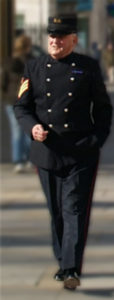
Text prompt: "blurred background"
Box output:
[[0, 2, 114, 299], [0, 0, 114, 300], [0, 0, 114, 58]]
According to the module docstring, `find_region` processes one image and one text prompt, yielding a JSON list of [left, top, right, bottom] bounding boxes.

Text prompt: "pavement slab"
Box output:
[[0, 164, 114, 300]]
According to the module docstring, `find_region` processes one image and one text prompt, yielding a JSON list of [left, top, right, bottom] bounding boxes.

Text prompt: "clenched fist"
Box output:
[[32, 124, 49, 142]]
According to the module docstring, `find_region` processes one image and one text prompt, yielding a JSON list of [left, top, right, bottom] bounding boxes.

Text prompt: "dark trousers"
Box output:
[[38, 153, 99, 276]]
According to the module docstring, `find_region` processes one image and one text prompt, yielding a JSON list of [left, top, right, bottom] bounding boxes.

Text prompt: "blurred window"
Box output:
[[15, 14, 25, 30], [78, 18, 89, 49], [76, 0, 93, 11], [107, 3, 114, 17]]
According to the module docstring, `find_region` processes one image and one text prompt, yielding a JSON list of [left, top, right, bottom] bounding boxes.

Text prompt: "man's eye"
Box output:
[[50, 35, 56, 38]]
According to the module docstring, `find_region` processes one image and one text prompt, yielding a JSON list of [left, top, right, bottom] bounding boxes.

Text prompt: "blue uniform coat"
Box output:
[[14, 52, 112, 169]]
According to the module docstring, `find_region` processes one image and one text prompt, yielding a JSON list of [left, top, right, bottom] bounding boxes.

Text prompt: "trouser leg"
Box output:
[[38, 154, 99, 274], [61, 159, 99, 274], [38, 168, 63, 266]]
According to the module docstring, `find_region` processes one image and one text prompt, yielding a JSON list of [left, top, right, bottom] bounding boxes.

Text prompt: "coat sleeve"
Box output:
[[91, 60, 113, 147], [14, 61, 39, 138]]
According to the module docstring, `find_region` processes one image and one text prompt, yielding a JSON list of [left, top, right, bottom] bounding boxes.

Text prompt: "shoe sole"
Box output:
[[64, 277, 80, 290]]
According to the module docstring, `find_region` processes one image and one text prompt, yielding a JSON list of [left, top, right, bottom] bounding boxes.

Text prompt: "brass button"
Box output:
[[47, 92, 51, 97], [71, 62, 76, 67], [70, 77, 75, 81], [46, 78, 51, 82], [64, 124, 69, 128], [48, 124, 53, 128], [68, 92, 72, 96], [47, 63, 52, 68], [64, 108, 68, 112], [48, 109, 52, 112]]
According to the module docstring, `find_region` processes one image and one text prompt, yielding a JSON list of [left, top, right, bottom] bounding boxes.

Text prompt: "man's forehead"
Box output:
[[48, 33, 77, 38], [49, 33, 69, 38]]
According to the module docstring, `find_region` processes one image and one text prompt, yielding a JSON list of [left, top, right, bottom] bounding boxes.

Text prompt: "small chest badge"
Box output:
[[72, 70, 84, 74]]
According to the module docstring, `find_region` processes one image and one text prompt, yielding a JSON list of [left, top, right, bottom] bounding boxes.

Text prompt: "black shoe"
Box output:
[[54, 268, 65, 281], [64, 268, 80, 290]]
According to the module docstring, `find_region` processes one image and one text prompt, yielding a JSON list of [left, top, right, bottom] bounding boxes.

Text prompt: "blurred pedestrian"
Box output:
[[102, 42, 114, 83], [2, 34, 33, 172], [14, 15, 112, 289]]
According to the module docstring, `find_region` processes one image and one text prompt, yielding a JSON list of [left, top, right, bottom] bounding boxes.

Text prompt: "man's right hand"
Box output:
[[32, 124, 49, 142]]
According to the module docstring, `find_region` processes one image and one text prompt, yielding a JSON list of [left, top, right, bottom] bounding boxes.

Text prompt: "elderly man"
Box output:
[[14, 15, 112, 290]]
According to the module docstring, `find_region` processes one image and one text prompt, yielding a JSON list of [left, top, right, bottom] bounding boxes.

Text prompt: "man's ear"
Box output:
[[73, 34, 78, 46]]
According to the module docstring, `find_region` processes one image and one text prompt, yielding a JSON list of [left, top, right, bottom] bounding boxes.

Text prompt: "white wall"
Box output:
[[15, 0, 56, 27], [15, 0, 56, 48], [90, 0, 107, 47]]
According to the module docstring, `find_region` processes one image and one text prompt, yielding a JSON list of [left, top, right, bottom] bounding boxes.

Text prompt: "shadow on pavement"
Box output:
[[82, 273, 114, 278], [0, 201, 114, 210], [0, 202, 47, 210], [0, 233, 114, 247], [81, 288, 114, 297]]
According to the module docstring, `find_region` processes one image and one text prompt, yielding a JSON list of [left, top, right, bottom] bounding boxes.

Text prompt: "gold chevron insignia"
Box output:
[[18, 79, 29, 99], [53, 18, 62, 24]]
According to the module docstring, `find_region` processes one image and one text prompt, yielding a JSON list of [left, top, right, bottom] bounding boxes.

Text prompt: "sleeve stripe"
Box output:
[[18, 79, 29, 99]]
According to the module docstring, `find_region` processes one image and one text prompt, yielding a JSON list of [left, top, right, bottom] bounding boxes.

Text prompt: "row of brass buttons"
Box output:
[[47, 108, 68, 113], [46, 77, 75, 82], [46, 62, 76, 68], [48, 123, 69, 128], [46, 62, 76, 129], [46, 92, 73, 97]]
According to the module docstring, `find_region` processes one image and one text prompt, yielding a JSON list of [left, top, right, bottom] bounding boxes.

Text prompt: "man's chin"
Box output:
[[50, 50, 63, 59], [52, 49, 62, 55]]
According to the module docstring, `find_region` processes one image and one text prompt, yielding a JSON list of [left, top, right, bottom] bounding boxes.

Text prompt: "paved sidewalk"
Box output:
[[0, 164, 114, 300]]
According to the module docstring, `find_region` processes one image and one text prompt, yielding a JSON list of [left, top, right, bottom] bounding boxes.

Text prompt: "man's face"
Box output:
[[48, 33, 78, 59]]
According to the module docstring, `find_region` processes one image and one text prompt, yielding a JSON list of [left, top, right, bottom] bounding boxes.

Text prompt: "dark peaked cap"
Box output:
[[47, 14, 77, 34]]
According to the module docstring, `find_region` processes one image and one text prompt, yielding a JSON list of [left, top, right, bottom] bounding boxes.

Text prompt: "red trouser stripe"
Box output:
[[79, 160, 99, 275]]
